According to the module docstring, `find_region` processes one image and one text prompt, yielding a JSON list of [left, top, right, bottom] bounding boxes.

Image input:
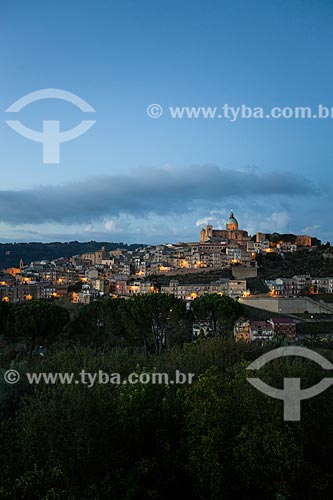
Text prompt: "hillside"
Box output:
[[0, 241, 144, 268]]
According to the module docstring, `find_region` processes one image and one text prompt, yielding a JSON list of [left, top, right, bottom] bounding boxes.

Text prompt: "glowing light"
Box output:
[[159, 266, 170, 272]]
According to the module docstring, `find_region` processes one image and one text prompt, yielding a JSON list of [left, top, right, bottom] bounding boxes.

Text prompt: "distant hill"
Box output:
[[0, 241, 145, 268]]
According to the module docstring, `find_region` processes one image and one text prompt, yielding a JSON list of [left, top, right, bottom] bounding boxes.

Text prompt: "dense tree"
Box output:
[[7, 301, 70, 357], [257, 248, 333, 279], [1, 298, 333, 499], [0, 300, 12, 335], [192, 293, 243, 338], [123, 293, 189, 354]]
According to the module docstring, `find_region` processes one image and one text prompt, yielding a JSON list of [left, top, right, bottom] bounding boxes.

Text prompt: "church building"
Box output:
[[200, 211, 249, 246]]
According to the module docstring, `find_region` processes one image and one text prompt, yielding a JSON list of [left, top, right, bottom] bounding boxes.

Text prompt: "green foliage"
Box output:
[[258, 248, 333, 279], [1, 297, 333, 499], [246, 276, 269, 294], [184, 356, 333, 499], [192, 293, 244, 338], [1, 342, 333, 499], [67, 281, 83, 293], [6, 301, 70, 356], [66, 297, 127, 347], [68, 294, 192, 353], [0, 301, 12, 334], [6, 352, 189, 499], [123, 294, 190, 354], [296, 321, 333, 337]]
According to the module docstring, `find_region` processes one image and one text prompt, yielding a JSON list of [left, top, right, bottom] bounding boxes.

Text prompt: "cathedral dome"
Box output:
[[226, 211, 238, 231]]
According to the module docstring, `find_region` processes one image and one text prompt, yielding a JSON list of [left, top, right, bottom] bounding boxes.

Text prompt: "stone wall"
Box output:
[[232, 266, 257, 279], [239, 296, 333, 314]]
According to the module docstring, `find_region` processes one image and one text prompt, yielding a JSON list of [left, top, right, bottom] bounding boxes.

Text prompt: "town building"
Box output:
[[200, 211, 250, 246], [234, 318, 296, 343], [267, 318, 296, 340]]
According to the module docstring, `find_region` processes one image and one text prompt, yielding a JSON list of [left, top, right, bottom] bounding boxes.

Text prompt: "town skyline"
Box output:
[[0, 209, 325, 304]]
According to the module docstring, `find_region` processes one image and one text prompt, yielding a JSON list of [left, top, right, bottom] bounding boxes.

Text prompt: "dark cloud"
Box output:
[[0, 165, 317, 225]]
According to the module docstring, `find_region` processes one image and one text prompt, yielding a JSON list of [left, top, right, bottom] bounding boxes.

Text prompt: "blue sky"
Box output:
[[0, 0, 332, 243]]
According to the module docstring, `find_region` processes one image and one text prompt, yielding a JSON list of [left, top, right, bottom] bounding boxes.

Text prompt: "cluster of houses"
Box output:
[[266, 275, 333, 296], [79, 242, 257, 276], [191, 316, 297, 344], [0, 248, 251, 304], [0, 212, 323, 304], [233, 317, 297, 344]]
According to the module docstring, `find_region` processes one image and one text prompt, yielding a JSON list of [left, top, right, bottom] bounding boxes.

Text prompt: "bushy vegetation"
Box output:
[[246, 277, 269, 294], [0, 295, 333, 499], [297, 321, 333, 337], [257, 248, 333, 279], [0, 294, 242, 356]]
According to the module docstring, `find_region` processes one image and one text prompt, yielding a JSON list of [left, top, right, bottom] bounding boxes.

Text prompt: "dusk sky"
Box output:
[[0, 0, 333, 244]]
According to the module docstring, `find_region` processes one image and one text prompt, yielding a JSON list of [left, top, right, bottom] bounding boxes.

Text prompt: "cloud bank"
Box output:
[[0, 165, 316, 225]]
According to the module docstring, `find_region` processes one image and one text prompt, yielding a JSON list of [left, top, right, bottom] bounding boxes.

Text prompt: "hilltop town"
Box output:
[[0, 211, 331, 309], [0, 211, 332, 347]]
